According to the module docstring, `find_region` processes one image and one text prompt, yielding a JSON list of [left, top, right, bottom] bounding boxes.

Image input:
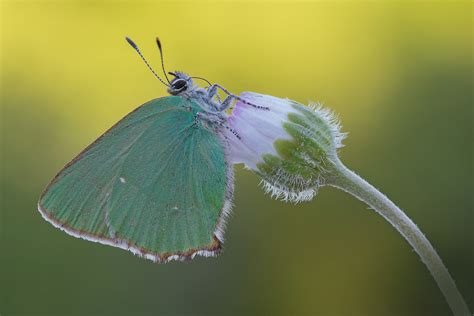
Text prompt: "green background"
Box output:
[[1, 1, 472, 315]]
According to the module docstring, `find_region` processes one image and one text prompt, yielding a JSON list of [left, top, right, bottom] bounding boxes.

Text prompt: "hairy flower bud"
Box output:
[[226, 92, 345, 202]]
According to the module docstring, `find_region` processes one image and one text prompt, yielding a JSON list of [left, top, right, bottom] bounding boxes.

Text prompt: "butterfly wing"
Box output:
[[38, 96, 232, 262]]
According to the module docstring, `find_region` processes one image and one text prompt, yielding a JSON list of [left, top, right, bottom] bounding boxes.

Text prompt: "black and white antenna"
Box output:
[[190, 76, 213, 87], [125, 37, 169, 87], [155, 37, 171, 84]]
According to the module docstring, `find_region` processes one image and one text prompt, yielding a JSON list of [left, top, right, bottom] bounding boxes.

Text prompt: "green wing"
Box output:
[[38, 96, 232, 262]]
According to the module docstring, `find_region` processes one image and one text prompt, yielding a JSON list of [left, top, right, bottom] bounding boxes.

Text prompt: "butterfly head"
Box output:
[[167, 71, 194, 95]]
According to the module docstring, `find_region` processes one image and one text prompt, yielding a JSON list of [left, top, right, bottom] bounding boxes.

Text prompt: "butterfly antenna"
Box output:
[[191, 76, 213, 87], [125, 37, 169, 87], [155, 37, 171, 84]]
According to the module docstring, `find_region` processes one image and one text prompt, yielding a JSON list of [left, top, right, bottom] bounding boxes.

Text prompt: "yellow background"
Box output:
[[1, 1, 472, 315]]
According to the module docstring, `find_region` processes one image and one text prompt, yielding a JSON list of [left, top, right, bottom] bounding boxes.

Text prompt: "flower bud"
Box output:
[[226, 92, 345, 202]]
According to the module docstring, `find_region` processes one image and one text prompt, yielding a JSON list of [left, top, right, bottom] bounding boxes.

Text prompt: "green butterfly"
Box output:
[[38, 37, 268, 263]]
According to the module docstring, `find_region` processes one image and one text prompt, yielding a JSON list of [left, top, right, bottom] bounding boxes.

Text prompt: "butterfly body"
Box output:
[[38, 38, 267, 263]]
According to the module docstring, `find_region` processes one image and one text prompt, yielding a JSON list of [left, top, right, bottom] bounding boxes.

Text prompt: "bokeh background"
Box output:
[[1, 1, 472, 315]]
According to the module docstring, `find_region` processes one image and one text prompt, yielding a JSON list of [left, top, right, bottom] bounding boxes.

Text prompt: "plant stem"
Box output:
[[327, 159, 470, 316]]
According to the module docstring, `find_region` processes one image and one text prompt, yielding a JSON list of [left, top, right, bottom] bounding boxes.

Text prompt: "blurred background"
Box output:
[[1, 1, 472, 315]]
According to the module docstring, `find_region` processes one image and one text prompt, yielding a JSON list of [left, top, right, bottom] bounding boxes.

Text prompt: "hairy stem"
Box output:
[[326, 159, 470, 316]]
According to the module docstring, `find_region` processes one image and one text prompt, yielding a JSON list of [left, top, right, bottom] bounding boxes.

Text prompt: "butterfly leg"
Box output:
[[207, 84, 222, 103], [216, 95, 234, 112], [209, 84, 270, 111], [195, 111, 241, 140]]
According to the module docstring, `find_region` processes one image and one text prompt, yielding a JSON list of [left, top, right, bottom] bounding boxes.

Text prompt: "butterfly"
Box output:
[[38, 37, 270, 263]]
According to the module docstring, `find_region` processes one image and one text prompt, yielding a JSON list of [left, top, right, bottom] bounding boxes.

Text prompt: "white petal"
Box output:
[[226, 92, 296, 169]]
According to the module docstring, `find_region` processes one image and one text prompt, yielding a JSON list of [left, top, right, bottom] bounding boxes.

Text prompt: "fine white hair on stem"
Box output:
[[327, 160, 470, 316]]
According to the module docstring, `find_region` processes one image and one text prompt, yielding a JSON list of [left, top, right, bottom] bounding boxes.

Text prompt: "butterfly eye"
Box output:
[[172, 79, 187, 91]]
